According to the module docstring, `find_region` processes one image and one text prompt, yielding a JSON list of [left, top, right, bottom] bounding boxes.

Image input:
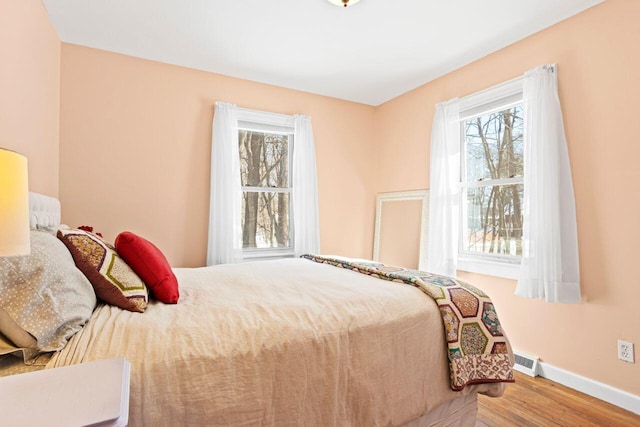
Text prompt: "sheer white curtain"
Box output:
[[292, 115, 320, 256], [426, 99, 460, 277], [515, 65, 581, 303], [206, 102, 243, 266]]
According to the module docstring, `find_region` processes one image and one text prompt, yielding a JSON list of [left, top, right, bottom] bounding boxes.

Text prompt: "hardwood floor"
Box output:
[[477, 372, 640, 426]]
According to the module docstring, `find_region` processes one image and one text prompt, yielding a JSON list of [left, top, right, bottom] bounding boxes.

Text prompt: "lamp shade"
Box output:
[[0, 149, 30, 256]]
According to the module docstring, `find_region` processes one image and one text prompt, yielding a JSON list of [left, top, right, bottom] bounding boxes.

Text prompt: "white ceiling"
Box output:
[[42, 0, 604, 106]]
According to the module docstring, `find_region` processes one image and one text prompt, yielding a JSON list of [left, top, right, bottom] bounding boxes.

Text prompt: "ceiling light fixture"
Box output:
[[327, 0, 361, 8]]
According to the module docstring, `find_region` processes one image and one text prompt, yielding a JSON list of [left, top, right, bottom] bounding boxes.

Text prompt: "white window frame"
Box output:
[[456, 77, 525, 280], [236, 108, 295, 260]]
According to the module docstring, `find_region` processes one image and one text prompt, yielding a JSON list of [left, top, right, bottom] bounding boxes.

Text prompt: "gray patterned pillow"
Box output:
[[0, 231, 97, 359]]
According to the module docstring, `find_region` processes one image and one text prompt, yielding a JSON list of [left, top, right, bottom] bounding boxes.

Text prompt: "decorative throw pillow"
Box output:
[[57, 229, 148, 313], [115, 231, 179, 304], [0, 231, 97, 359]]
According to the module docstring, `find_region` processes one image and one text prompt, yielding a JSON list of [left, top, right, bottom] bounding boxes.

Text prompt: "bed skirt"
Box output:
[[403, 393, 477, 427]]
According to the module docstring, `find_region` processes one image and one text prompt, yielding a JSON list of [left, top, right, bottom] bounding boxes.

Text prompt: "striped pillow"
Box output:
[[57, 229, 148, 313]]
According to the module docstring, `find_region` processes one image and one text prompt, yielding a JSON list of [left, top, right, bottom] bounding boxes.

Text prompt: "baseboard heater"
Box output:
[[513, 351, 539, 377]]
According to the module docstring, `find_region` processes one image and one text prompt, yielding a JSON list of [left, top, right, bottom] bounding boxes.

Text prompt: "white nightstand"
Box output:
[[0, 357, 130, 427]]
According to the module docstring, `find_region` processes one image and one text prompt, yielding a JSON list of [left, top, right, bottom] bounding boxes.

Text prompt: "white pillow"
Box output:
[[0, 231, 97, 359], [0, 307, 37, 349]]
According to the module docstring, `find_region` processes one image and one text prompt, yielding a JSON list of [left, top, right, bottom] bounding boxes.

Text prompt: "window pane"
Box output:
[[464, 184, 523, 256], [239, 130, 289, 188], [241, 191, 290, 249], [464, 105, 524, 182]]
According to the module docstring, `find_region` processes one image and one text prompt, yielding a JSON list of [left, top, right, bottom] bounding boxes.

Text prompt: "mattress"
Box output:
[[47, 258, 505, 426]]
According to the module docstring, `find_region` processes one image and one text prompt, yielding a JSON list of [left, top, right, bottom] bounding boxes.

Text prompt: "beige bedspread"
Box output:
[[48, 258, 505, 426]]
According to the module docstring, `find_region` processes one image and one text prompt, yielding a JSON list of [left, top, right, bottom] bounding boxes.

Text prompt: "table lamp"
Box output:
[[0, 148, 30, 256]]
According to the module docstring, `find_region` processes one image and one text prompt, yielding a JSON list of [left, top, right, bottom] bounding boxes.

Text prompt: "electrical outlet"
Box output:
[[618, 340, 635, 363]]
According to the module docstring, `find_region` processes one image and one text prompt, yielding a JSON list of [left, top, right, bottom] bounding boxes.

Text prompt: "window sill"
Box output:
[[457, 257, 520, 280], [242, 249, 295, 262]]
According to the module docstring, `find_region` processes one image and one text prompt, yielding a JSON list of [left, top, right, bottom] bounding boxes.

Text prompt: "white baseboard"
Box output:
[[537, 361, 640, 415]]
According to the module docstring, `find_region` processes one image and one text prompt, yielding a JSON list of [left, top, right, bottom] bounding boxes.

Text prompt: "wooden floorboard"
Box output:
[[477, 372, 640, 426]]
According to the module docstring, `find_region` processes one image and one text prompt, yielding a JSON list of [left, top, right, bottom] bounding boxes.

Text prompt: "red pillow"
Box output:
[[115, 232, 179, 304]]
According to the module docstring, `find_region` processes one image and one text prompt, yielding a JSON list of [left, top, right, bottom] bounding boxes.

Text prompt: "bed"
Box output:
[[0, 193, 513, 426]]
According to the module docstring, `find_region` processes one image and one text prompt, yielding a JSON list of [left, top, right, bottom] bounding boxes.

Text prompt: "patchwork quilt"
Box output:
[[301, 255, 514, 391]]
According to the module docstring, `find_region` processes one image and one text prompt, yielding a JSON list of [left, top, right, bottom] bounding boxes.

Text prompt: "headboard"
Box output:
[[28, 192, 61, 229]]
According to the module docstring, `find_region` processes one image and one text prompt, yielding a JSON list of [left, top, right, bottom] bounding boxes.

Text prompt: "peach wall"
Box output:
[[375, 0, 640, 395], [59, 44, 377, 268], [0, 0, 60, 196]]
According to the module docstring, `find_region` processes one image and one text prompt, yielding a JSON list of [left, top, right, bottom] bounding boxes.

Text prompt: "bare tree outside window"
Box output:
[[239, 129, 291, 249], [462, 105, 524, 257]]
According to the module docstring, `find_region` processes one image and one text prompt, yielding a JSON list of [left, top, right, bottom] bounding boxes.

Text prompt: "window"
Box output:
[[237, 110, 295, 259], [208, 103, 319, 265], [457, 80, 524, 278]]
